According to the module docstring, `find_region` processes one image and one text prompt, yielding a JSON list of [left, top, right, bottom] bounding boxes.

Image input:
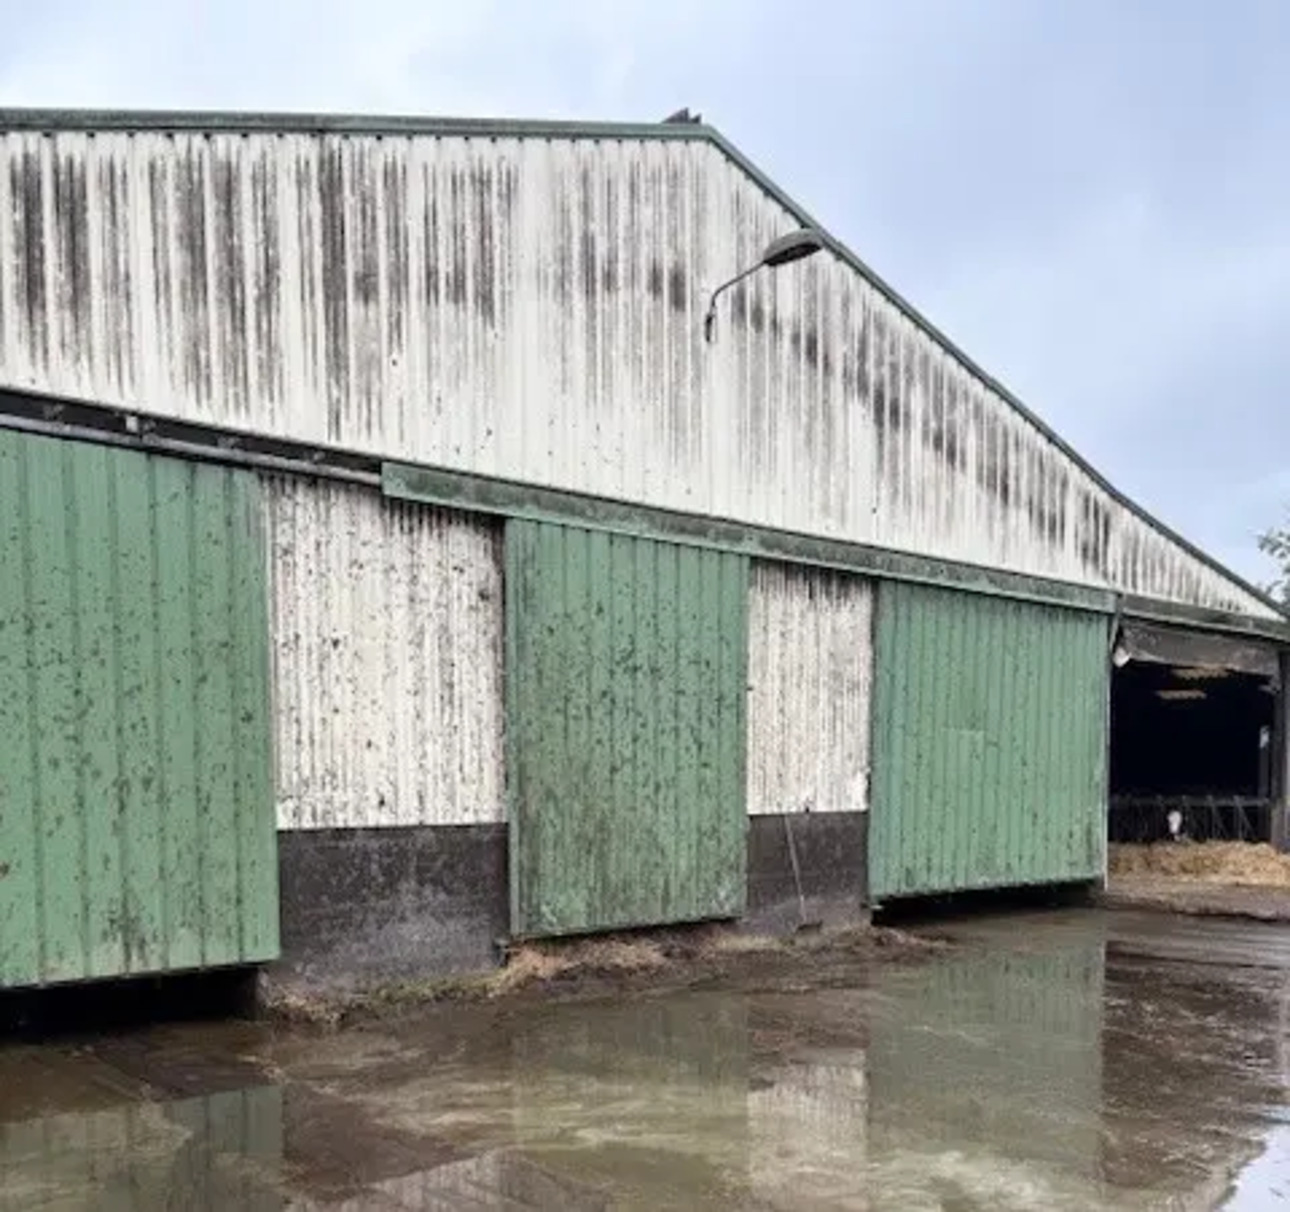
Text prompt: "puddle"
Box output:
[[2, 910, 1290, 1209]]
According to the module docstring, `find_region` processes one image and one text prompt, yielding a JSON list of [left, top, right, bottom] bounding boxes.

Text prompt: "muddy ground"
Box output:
[[263, 924, 945, 1029], [4, 909, 1290, 1209], [1106, 842, 1290, 923], [1102, 875, 1290, 922]]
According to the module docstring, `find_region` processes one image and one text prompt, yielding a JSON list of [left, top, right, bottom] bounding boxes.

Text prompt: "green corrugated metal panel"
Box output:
[[0, 429, 278, 988], [870, 581, 1109, 900], [506, 520, 748, 937]]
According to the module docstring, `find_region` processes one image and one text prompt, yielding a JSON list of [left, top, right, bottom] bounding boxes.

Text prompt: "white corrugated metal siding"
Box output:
[[0, 124, 1272, 619], [746, 563, 873, 816], [265, 476, 504, 828]]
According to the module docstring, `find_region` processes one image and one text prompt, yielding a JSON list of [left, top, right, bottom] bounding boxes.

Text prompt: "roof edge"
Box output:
[[0, 105, 1281, 620], [0, 106, 705, 141]]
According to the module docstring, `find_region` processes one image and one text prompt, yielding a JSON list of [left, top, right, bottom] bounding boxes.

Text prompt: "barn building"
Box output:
[[0, 108, 1285, 993]]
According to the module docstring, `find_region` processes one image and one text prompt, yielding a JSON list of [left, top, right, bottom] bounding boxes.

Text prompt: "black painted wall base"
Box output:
[[275, 824, 508, 992], [275, 811, 868, 990], [745, 811, 869, 935]]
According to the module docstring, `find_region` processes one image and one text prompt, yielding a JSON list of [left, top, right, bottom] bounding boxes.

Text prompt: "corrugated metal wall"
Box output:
[[746, 562, 872, 816], [506, 521, 748, 937], [869, 581, 1109, 900], [0, 125, 1270, 620], [0, 429, 277, 988], [264, 477, 504, 829]]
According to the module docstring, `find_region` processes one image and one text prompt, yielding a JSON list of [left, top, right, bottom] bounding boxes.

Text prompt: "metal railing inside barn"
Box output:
[[1109, 796, 1272, 844]]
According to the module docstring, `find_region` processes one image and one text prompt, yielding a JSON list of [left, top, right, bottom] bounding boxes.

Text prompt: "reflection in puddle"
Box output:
[[866, 938, 1109, 1210], [0, 1088, 283, 1211], [1, 910, 1289, 1209]]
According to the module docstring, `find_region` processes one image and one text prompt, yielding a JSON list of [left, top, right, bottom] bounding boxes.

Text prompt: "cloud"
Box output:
[[907, 166, 1290, 582], [0, 0, 737, 116]]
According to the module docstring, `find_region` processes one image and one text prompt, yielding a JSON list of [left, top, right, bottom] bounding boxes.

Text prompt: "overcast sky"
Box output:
[[2, 0, 1287, 585]]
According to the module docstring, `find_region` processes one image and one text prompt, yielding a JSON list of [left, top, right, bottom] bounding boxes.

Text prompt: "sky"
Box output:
[[2, 0, 1288, 586]]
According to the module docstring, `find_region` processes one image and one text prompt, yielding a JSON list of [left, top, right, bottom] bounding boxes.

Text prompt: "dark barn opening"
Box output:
[[1108, 623, 1278, 844]]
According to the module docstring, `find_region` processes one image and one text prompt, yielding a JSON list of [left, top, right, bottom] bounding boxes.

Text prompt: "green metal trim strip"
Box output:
[[387, 460, 1137, 621], [7, 390, 1278, 639], [3, 104, 1279, 618]]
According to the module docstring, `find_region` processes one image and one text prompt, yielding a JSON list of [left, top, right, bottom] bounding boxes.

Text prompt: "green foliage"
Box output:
[[1258, 519, 1290, 606]]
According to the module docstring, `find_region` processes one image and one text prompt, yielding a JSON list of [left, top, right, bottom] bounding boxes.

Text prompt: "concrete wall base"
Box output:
[[275, 824, 508, 993], [274, 811, 870, 991], [744, 811, 869, 935]]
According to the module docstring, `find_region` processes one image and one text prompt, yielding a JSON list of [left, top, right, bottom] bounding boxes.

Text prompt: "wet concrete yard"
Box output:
[[3, 910, 1290, 1210]]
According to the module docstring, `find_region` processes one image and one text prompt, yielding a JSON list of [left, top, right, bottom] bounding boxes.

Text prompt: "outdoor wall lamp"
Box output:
[[703, 228, 826, 343]]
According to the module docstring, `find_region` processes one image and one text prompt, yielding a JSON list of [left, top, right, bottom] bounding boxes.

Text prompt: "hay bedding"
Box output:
[[1109, 841, 1290, 887]]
